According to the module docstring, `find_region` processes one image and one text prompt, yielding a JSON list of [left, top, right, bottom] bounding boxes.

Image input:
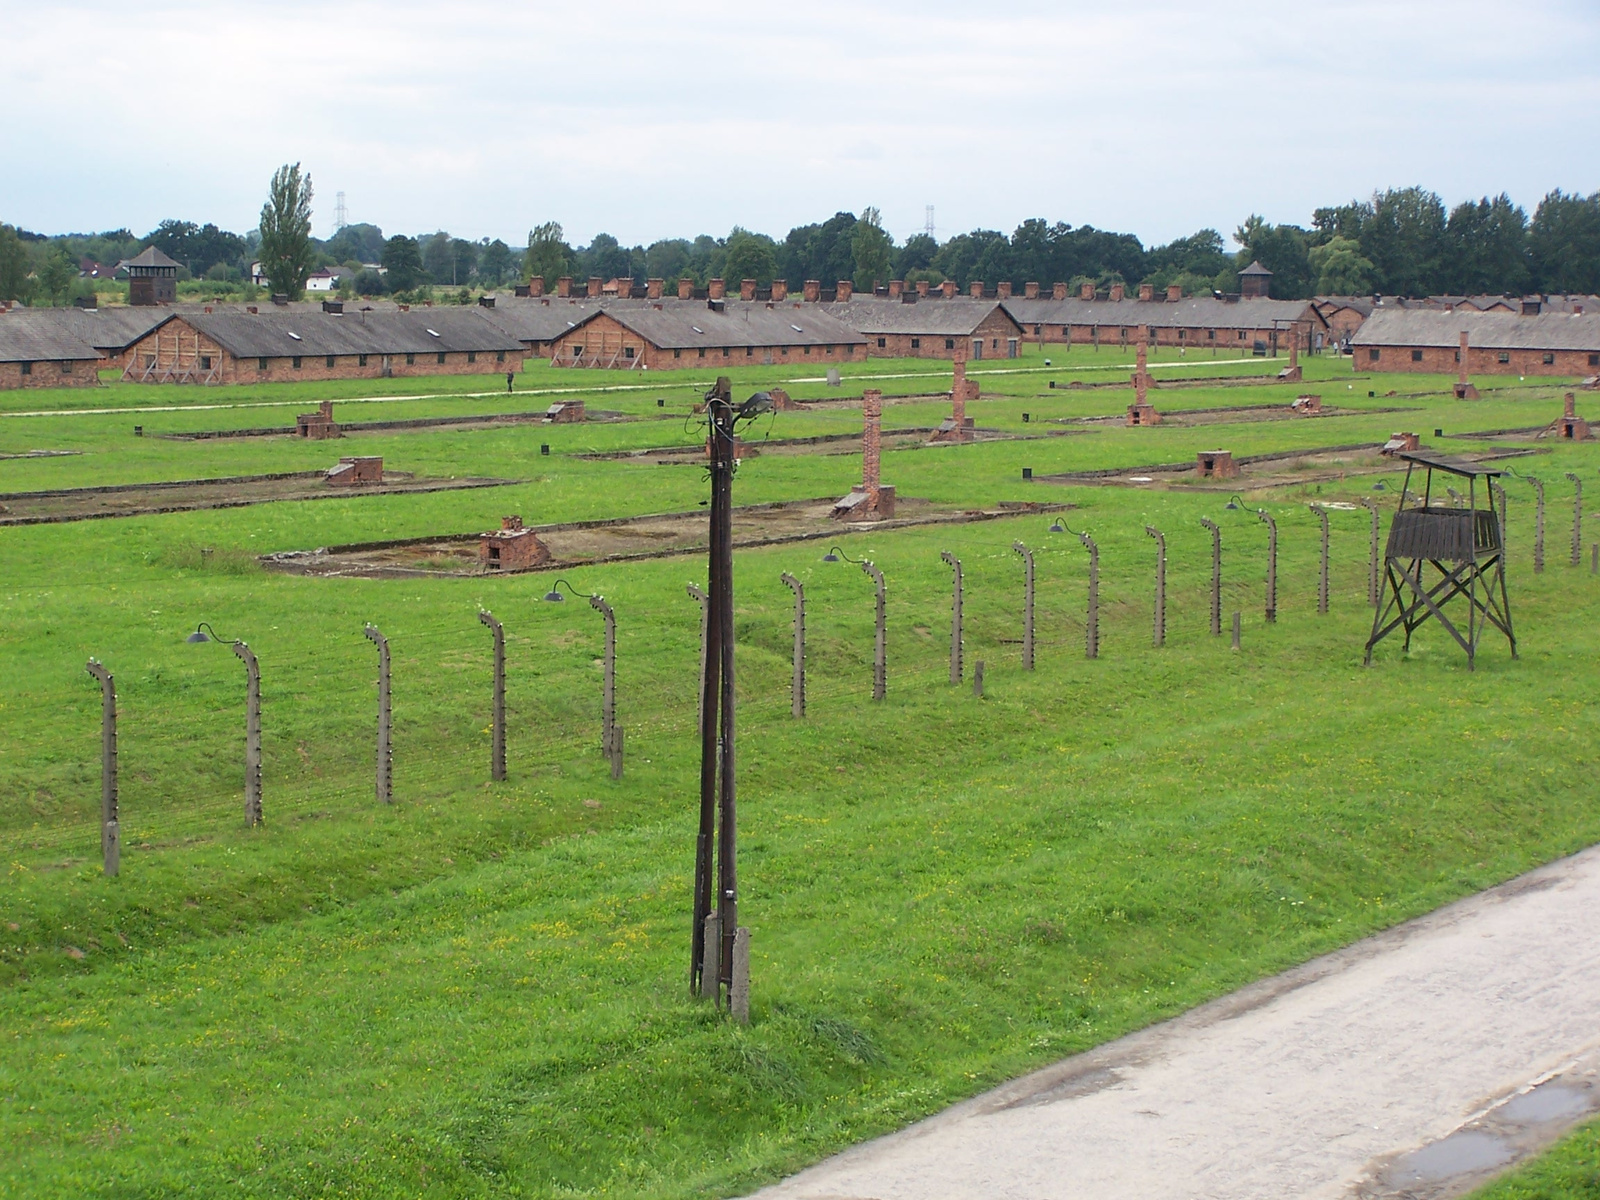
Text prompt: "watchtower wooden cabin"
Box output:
[[1364, 450, 1515, 670]]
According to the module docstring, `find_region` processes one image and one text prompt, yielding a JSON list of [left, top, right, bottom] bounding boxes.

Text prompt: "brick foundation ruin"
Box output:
[[1195, 450, 1238, 479], [479, 515, 551, 570], [1291, 394, 1323, 414], [297, 400, 341, 439], [833, 388, 895, 520], [326, 456, 383, 486], [1382, 431, 1422, 455], [543, 400, 586, 423]]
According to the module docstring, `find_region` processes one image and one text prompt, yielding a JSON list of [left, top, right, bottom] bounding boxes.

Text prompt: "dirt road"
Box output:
[[751, 845, 1600, 1200]]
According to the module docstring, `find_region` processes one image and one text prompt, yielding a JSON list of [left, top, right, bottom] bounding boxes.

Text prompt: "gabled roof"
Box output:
[[819, 297, 1019, 337], [141, 308, 525, 357], [1352, 308, 1600, 352], [0, 316, 104, 363], [2, 306, 169, 351], [1002, 295, 1324, 331], [561, 301, 866, 350], [478, 299, 613, 343]]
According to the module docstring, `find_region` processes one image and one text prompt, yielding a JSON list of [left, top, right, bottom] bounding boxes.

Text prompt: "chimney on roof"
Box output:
[[969, 281, 984, 298], [501, 515, 524, 531], [803, 279, 821, 302], [837, 279, 853, 301], [1052, 282, 1067, 301], [1080, 281, 1095, 301], [678, 278, 693, 300], [1167, 283, 1182, 302], [709, 278, 726, 300], [529, 276, 546, 297], [997, 281, 1013, 299], [740, 278, 756, 301], [888, 279, 903, 298], [916, 280, 930, 298], [1138, 283, 1154, 302], [1522, 298, 1541, 315], [771, 279, 788, 301], [271, 293, 289, 306], [557, 276, 572, 298], [1024, 282, 1039, 299], [1110, 283, 1125, 302], [940, 279, 957, 299], [587, 276, 603, 299], [646, 278, 663, 300]]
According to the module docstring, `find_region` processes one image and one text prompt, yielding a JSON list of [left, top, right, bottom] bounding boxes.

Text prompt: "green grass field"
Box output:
[[3, 345, 1599, 1197]]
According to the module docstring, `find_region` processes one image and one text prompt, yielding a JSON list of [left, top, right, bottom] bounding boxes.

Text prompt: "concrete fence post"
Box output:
[[1012, 542, 1035, 670], [687, 583, 709, 734], [479, 611, 506, 781], [364, 625, 391, 804], [730, 926, 751, 1024], [590, 595, 616, 756], [863, 562, 887, 700], [1145, 526, 1166, 647], [1200, 519, 1222, 635], [1078, 532, 1100, 659], [700, 913, 722, 1002], [233, 641, 263, 825], [1257, 510, 1278, 623], [608, 725, 624, 780], [1360, 498, 1382, 607], [1232, 611, 1242, 650], [1567, 474, 1583, 566], [781, 573, 805, 718], [1311, 505, 1330, 614], [85, 659, 118, 875], [973, 660, 985, 698], [941, 551, 963, 683], [1529, 477, 1546, 573]]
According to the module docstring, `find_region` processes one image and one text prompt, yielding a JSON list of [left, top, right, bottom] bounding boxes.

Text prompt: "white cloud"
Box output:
[[1, 0, 1596, 248]]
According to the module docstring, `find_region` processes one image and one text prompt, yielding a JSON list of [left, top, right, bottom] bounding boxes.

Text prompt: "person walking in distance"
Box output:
[[506, 370, 515, 393]]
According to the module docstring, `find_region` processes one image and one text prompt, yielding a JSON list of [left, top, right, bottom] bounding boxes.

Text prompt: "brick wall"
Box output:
[[0, 358, 101, 389], [548, 311, 861, 371], [1360, 345, 1600, 375]]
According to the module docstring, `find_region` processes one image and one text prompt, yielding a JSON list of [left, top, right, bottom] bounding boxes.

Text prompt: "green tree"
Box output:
[[1444, 194, 1530, 295], [1308, 236, 1376, 295], [0, 225, 35, 302], [722, 228, 777, 286], [895, 232, 938, 278], [851, 207, 893, 289], [1529, 190, 1600, 294], [1233, 216, 1314, 298], [1360, 187, 1447, 296], [421, 231, 454, 284], [257, 163, 315, 299], [381, 235, 424, 292], [478, 238, 512, 285], [37, 246, 76, 303], [524, 222, 571, 288]]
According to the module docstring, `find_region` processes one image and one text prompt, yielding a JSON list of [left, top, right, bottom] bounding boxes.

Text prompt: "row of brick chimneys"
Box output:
[[524, 276, 1190, 303]]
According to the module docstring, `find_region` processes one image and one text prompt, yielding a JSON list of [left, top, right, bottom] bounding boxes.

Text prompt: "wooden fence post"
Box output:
[[1145, 526, 1166, 647], [1310, 505, 1330, 614], [1012, 542, 1035, 670], [863, 562, 887, 701], [1360, 498, 1381, 607], [781, 573, 805, 718], [86, 659, 118, 875], [364, 625, 391, 804], [1567, 474, 1583, 566], [1078, 532, 1099, 659], [589, 596, 617, 756], [479, 611, 505, 781], [233, 641, 262, 824], [1200, 518, 1222, 635], [941, 551, 963, 683], [1529, 476, 1545, 573], [1257, 510, 1278, 623], [687, 583, 709, 734]]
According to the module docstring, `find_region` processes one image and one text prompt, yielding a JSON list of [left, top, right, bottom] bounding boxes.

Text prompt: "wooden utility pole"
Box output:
[[1529, 477, 1546, 572], [941, 552, 963, 683], [781, 573, 805, 718], [1200, 519, 1222, 635], [1079, 532, 1100, 658], [1257, 511, 1278, 623], [1311, 505, 1330, 614], [235, 641, 262, 824], [863, 561, 887, 700], [1145, 526, 1166, 647], [1567, 474, 1583, 566], [85, 659, 118, 875], [365, 625, 391, 804], [687, 583, 709, 734], [1360, 498, 1382, 607], [1013, 542, 1035, 670]]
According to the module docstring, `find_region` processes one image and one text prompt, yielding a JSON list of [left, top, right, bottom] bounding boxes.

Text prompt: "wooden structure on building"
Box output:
[[1364, 450, 1514, 669], [124, 246, 180, 306]]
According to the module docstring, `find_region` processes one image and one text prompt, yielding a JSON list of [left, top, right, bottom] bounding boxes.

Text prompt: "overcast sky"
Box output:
[[3, 0, 1597, 249]]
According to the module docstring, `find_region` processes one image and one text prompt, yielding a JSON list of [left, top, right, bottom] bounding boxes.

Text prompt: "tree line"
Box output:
[[6, 171, 1600, 305]]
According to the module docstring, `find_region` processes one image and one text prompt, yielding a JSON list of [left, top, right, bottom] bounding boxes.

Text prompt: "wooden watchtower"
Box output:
[[1364, 450, 1515, 669]]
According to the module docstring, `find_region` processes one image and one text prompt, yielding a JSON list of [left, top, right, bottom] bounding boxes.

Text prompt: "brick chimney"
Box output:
[[1566, 392, 1578, 419], [529, 277, 546, 297], [1024, 282, 1040, 299], [1080, 281, 1095, 301], [941, 280, 957, 299], [646, 278, 663, 300], [970, 281, 985, 298], [771, 279, 788, 301], [917, 280, 931, 297], [1167, 283, 1182, 302], [888, 280, 903, 298], [708, 278, 726, 300], [739, 278, 756, 301], [1110, 283, 1125, 302], [1053, 282, 1067, 301], [951, 346, 968, 434], [678, 278, 693, 300], [837, 279, 853, 301], [587, 276, 603, 298], [803, 280, 821, 302], [557, 276, 572, 298], [1138, 283, 1154, 302], [997, 281, 1013, 299], [501, 515, 524, 531], [862, 389, 882, 501], [1459, 330, 1470, 384]]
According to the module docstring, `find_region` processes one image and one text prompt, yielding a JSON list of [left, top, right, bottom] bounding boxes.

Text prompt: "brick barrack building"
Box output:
[[1351, 310, 1600, 376]]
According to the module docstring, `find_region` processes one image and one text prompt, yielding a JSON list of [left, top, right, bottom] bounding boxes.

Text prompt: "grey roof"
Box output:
[[2, 306, 169, 351], [819, 297, 1018, 337], [1352, 308, 1600, 352], [1239, 260, 1273, 276], [124, 246, 181, 270], [566, 301, 866, 349], [0, 315, 104, 363], [149, 308, 525, 357], [1003, 295, 1323, 331], [477, 298, 614, 344], [1315, 295, 1377, 317]]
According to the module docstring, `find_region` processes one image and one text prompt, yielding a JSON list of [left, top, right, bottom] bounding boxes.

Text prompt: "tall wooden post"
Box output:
[[364, 626, 391, 804], [781, 573, 805, 718], [1490, 480, 1508, 554], [1145, 526, 1166, 647], [1013, 542, 1035, 670], [1311, 505, 1330, 614], [1360, 498, 1381, 607], [479, 611, 506, 781], [1257, 510, 1278, 623], [941, 551, 963, 683], [863, 561, 887, 701], [1567, 474, 1583, 566], [1079, 532, 1099, 659], [1529, 476, 1546, 572], [234, 641, 262, 824], [1200, 518, 1222, 635], [687, 583, 709, 735], [590, 595, 616, 755], [85, 659, 118, 875]]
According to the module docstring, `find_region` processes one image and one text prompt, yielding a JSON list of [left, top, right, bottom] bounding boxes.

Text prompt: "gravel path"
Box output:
[[751, 845, 1600, 1200]]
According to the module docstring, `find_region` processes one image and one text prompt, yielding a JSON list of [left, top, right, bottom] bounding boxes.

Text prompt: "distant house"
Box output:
[[822, 296, 1025, 359], [548, 300, 866, 369], [0, 314, 104, 389], [304, 267, 353, 293], [1351, 309, 1600, 375]]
